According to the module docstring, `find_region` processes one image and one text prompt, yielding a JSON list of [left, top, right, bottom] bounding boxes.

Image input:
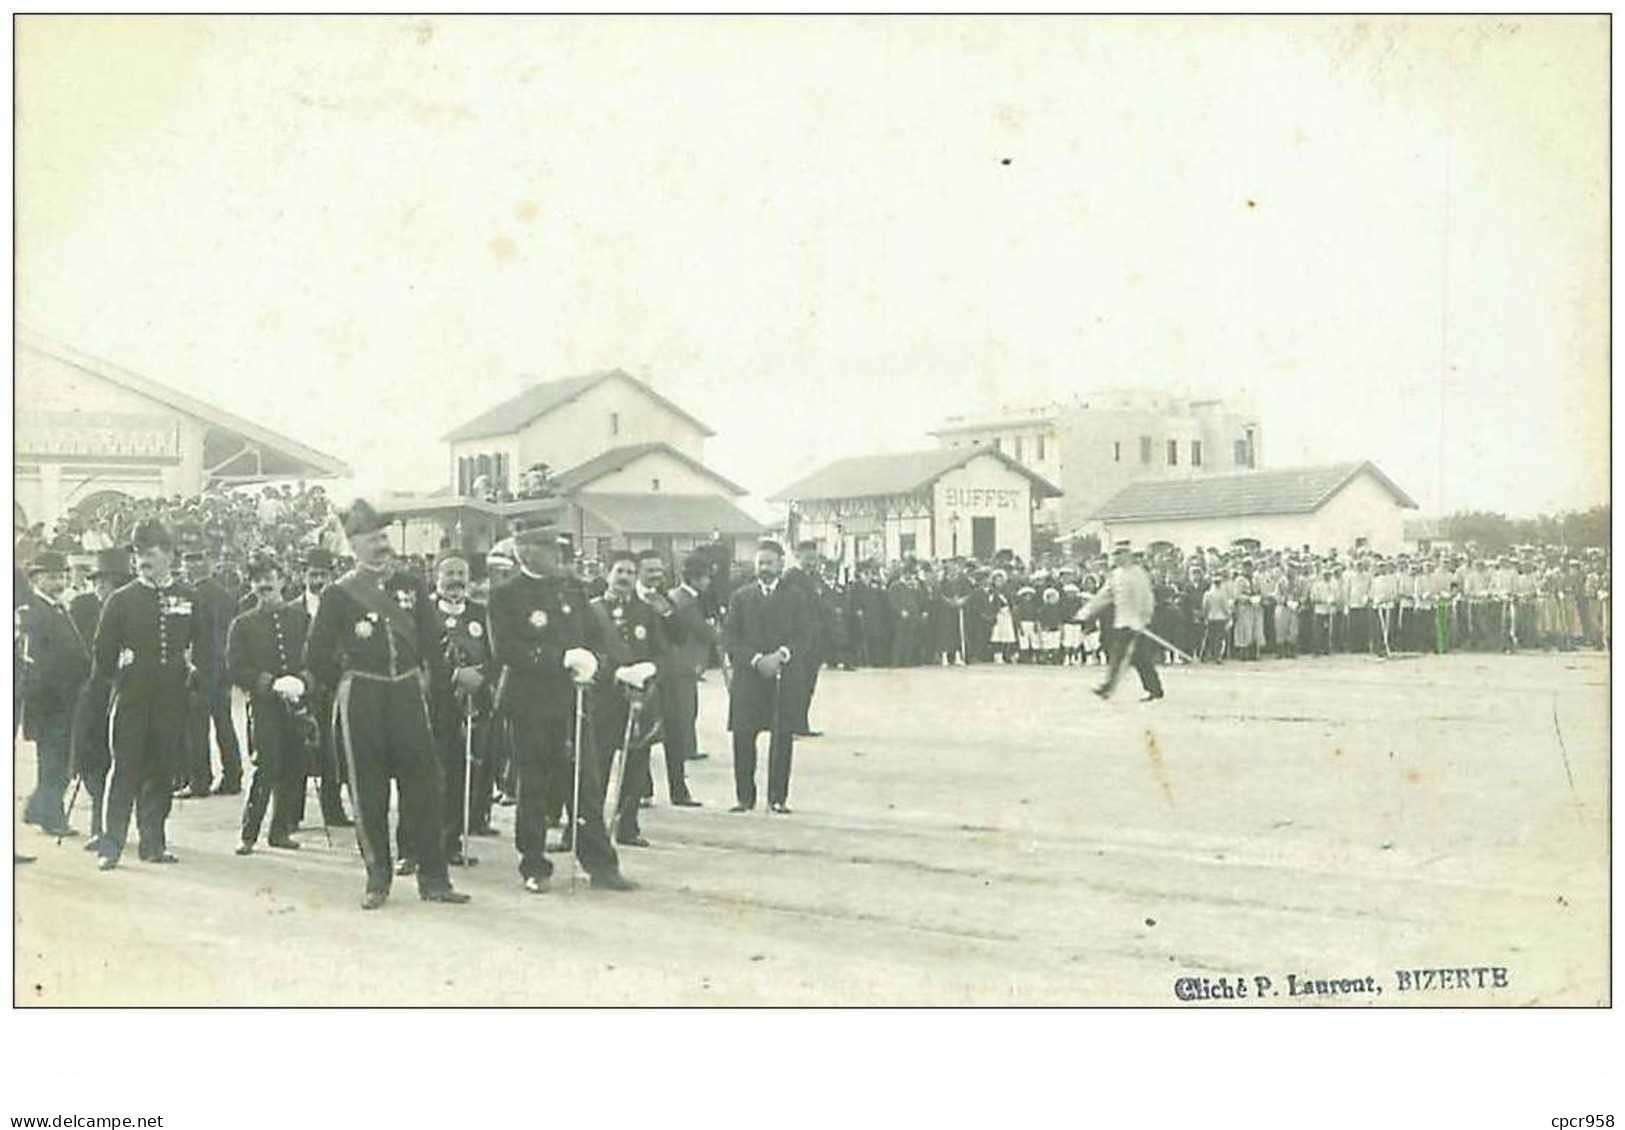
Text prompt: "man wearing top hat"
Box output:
[[486, 516, 633, 893], [302, 500, 469, 909], [92, 518, 202, 869], [68, 547, 133, 852], [18, 550, 93, 838]]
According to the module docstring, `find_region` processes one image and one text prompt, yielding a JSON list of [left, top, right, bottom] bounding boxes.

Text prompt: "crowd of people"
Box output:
[[804, 542, 1611, 670], [12, 478, 1611, 905]]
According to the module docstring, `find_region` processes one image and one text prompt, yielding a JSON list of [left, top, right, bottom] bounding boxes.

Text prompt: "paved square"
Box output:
[[14, 652, 1609, 1005]]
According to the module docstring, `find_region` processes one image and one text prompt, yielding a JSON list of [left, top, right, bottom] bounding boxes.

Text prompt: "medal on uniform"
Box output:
[[446, 615, 459, 629], [634, 624, 647, 641], [355, 619, 375, 639], [395, 589, 416, 611], [529, 609, 548, 629], [468, 621, 483, 638]]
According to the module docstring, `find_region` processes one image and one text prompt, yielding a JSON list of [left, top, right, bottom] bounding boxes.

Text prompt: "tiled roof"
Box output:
[[1090, 462, 1418, 522], [441, 369, 716, 443], [574, 492, 764, 536], [551, 442, 747, 496], [771, 446, 1062, 502]]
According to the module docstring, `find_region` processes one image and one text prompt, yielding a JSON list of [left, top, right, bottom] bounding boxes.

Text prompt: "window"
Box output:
[[610, 412, 620, 437], [899, 532, 917, 556], [1036, 433, 1046, 461], [651, 477, 661, 492], [1234, 439, 1248, 466], [1014, 436, 1024, 463], [1167, 440, 1178, 466], [1113, 441, 1122, 463], [1139, 436, 1152, 464], [1191, 440, 1202, 467], [993, 437, 1003, 453]]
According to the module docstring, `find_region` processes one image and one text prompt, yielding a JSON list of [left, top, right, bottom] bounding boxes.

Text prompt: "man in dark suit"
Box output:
[[660, 553, 717, 807], [18, 551, 93, 838], [69, 548, 133, 852], [724, 539, 816, 814], [177, 545, 243, 797], [290, 546, 352, 831], [779, 540, 829, 737], [228, 555, 310, 854]]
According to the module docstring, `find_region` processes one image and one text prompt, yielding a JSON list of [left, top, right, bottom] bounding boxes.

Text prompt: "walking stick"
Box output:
[[770, 669, 783, 811], [569, 683, 586, 892], [957, 605, 967, 665]]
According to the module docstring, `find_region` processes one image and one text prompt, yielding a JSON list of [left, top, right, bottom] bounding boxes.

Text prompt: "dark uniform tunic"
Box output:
[[723, 577, 816, 809], [487, 568, 620, 882], [19, 591, 92, 831], [303, 566, 454, 897], [93, 577, 203, 861], [227, 602, 312, 845], [586, 591, 677, 841]]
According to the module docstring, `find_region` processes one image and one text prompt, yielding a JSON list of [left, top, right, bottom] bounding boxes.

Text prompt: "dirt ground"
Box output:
[[12, 650, 1610, 1006]]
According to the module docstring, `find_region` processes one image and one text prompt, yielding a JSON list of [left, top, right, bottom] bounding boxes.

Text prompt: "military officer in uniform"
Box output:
[[588, 550, 675, 846], [724, 539, 816, 813], [487, 519, 633, 893], [93, 519, 201, 870], [429, 554, 496, 865], [229, 555, 311, 854], [292, 546, 352, 831], [302, 501, 469, 910], [18, 551, 92, 838], [660, 553, 716, 807]]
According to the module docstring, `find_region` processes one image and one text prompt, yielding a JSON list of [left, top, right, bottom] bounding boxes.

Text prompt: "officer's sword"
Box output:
[[604, 696, 641, 843], [1133, 626, 1195, 666], [956, 606, 967, 666]]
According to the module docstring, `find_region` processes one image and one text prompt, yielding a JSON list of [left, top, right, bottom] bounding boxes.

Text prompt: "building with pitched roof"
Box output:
[[394, 369, 761, 562], [772, 447, 1063, 563], [1088, 461, 1418, 553], [14, 327, 351, 528]]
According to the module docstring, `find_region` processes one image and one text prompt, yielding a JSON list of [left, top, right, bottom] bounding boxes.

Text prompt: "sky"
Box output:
[[15, 15, 1610, 519]]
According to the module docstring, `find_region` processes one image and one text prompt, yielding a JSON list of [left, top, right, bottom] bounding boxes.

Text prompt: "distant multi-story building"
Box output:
[[930, 389, 1262, 537]]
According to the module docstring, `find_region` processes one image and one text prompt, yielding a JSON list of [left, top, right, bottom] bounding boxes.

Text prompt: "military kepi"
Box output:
[[340, 499, 392, 538]]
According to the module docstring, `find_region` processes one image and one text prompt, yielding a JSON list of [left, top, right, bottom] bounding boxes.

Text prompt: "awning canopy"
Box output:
[[574, 492, 764, 536]]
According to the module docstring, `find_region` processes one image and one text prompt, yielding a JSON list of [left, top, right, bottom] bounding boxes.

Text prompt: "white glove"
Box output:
[[615, 661, 658, 690], [118, 647, 136, 669], [271, 674, 306, 701], [562, 647, 599, 684]]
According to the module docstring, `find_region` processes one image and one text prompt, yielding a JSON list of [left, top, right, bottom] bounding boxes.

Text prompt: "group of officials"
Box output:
[[15, 500, 825, 910]]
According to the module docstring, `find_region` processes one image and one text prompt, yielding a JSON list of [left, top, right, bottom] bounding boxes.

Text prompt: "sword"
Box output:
[[1134, 625, 1195, 665], [957, 606, 967, 665], [604, 697, 642, 842]]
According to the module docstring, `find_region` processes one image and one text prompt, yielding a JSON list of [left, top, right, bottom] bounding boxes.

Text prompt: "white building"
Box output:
[[14, 328, 350, 529], [1090, 461, 1418, 554], [931, 389, 1261, 538], [771, 447, 1062, 564], [402, 368, 762, 563]]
